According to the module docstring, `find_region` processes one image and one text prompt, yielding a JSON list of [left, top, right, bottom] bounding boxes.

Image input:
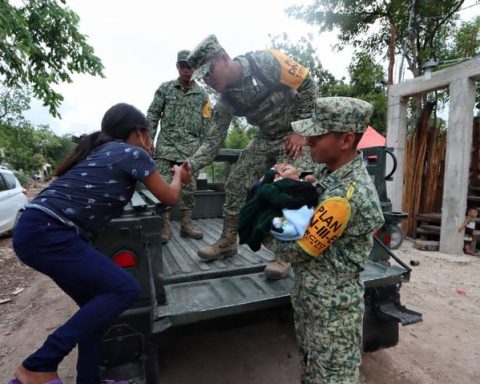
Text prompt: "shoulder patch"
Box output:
[[202, 99, 213, 119], [270, 49, 309, 90]]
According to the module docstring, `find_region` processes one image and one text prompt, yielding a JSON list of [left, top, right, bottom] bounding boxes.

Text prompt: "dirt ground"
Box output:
[[1, 213, 479, 383]]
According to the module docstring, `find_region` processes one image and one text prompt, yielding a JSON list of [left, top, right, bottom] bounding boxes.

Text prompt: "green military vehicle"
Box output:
[[94, 147, 422, 383]]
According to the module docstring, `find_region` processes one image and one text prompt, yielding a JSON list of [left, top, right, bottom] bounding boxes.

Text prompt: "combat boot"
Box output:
[[197, 215, 238, 261], [180, 210, 203, 239], [159, 210, 172, 244], [264, 258, 291, 279]]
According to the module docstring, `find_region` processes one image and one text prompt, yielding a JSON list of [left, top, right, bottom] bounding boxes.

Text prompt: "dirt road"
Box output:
[[1, 237, 479, 383]]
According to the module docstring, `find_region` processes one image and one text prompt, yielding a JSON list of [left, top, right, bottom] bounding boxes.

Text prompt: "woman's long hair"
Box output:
[[55, 103, 148, 176]]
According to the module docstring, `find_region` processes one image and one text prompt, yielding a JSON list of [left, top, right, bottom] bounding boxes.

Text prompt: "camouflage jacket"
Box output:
[[189, 50, 317, 173], [147, 78, 212, 162], [263, 154, 385, 277]]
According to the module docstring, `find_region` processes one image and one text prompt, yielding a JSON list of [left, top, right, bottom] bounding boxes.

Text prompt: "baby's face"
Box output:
[[275, 163, 300, 180]]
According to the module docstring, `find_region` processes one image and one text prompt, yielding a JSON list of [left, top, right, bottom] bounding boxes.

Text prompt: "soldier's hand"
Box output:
[[303, 174, 316, 184], [285, 133, 306, 160]]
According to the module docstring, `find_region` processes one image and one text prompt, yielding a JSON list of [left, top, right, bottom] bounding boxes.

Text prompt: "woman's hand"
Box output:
[[173, 161, 192, 185]]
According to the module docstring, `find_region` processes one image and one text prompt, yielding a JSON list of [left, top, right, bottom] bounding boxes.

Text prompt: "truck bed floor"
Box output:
[[161, 218, 273, 285]]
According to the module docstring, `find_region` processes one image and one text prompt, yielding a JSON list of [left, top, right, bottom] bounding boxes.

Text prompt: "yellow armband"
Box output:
[[270, 49, 309, 90], [297, 182, 356, 257]]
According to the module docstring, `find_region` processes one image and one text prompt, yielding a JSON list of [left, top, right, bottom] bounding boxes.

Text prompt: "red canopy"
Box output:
[[358, 126, 386, 149]]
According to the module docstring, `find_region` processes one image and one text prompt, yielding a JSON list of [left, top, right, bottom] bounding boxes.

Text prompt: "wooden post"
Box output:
[[439, 78, 476, 254], [386, 94, 408, 211]]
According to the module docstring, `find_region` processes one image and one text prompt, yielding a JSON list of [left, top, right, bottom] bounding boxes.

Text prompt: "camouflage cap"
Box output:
[[177, 50, 191, 63], [291, 97, 373, 136], [187, 34, 224, 80]]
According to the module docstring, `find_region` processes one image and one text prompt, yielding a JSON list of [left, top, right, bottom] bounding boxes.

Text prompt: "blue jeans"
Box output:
[[13, 209, 141, 384]]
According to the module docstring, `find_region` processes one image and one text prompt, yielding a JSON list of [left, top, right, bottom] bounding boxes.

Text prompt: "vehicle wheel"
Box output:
[[390, 225, 404, 250]]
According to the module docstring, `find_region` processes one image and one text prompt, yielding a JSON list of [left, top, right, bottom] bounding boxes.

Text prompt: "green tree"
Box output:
[[225, 117, 258, 149], [287, 0, 465, 82], [0, 0, 104, 116], [0, 122, 74, 173], [269, 32, 348, 96], [32, 124, 75, 165], [348, 52, 387, 132], [0, 124, 42, 172], [447, 16, 480, 58], [0, 84, 75, 172], [0, 86, 30, 126], [269, 33, 388, 131]]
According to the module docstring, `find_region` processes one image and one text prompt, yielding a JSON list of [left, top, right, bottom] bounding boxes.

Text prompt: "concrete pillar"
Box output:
[[386, 95, 408, 212], [440, 77, 476, 254]]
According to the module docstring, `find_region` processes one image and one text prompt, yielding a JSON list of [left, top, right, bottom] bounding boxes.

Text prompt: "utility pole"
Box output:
[[398, 0, 417, 83]]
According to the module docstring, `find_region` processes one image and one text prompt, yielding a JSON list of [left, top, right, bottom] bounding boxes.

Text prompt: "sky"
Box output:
[[24, 0, 480, 136], [23, 0, 353, 135]]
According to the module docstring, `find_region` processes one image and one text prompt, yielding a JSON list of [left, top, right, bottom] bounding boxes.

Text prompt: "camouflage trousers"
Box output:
[[291, 267, 364, 384], [156, 158, 196, 211], [223, 133, 314, 216]]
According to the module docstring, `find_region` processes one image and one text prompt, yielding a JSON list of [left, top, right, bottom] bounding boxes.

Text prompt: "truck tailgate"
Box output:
[[152, 272, 293, 333]]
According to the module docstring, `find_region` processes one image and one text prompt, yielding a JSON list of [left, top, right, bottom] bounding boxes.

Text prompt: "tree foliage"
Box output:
[[0, 86, 30, 126], [225, 118, 258, 149], [0, 123, 75, 174], [0, 124, 42, 172], [0, 85, 75, 173], [450, 16, 480, 58], [269, 33, 348, 97], [0, 0, 104, 116], [287, 0, 466, 80], [269, 33, 388, 132], [348, 52, 387, 131]]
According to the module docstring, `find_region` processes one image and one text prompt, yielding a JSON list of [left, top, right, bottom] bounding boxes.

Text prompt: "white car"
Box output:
[[0, 167, 28, 236]]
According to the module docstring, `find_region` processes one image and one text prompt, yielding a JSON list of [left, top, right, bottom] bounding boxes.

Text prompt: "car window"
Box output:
[[0, 175, 8, 191], [2, 173, 17, 190]]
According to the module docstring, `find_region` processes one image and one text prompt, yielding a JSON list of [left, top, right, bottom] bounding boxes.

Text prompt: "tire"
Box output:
[[390, 225, 404, 250]]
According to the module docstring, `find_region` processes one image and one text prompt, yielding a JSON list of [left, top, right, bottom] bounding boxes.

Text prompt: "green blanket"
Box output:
[[238, 171, 318, 252]]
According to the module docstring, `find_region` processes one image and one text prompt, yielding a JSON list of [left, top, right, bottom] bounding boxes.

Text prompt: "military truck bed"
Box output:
[[161, 218, 407, 288], [150, 218, 410, 333], [162, 218, 274, 284]]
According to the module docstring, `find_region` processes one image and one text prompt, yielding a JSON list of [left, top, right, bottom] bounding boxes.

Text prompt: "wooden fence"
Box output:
[[402, 111, 480, 237]]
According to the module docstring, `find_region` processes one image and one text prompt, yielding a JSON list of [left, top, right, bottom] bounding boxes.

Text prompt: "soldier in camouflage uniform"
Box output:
[[147, 50, 212, 243], [263, 97, 385, 383], [186, 35, 317, 279]]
